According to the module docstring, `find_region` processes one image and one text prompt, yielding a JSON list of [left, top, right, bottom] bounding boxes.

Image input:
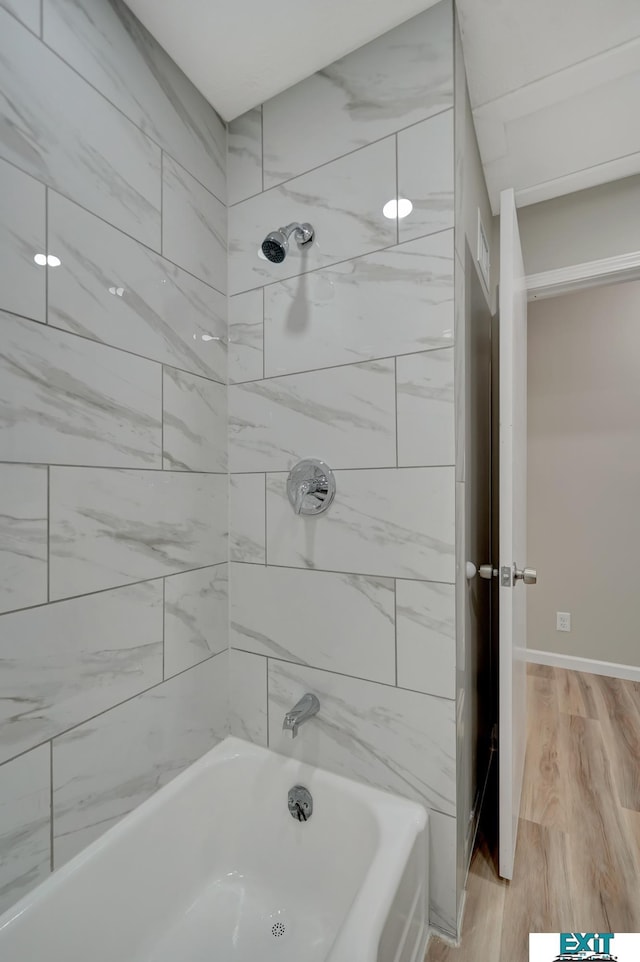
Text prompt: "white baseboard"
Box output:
[[526, 648, 640, 683]]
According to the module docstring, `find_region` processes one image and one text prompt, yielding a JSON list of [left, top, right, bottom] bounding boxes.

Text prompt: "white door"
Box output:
[[498, 188, 537, 879]]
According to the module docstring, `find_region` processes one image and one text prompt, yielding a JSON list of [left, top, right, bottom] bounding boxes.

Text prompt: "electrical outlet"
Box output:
[[556, 612, 571, 632]]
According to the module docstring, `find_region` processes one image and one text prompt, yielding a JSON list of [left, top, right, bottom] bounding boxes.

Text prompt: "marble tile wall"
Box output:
[[227, 0, 460, 936], [0, 0, 227, 917]]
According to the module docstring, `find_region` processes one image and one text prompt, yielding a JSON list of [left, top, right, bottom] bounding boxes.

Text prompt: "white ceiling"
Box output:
[[126, 0, 640, 213]]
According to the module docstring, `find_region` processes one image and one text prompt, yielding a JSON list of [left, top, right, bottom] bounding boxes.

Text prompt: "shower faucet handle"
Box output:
[[286, 460, 336, 516]]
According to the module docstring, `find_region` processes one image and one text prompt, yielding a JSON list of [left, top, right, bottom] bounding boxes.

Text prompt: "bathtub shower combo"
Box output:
[[0, 736, 429, 962]]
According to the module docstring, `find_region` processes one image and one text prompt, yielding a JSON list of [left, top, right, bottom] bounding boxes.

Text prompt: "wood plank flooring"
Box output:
[[426, 666, 640, 962]]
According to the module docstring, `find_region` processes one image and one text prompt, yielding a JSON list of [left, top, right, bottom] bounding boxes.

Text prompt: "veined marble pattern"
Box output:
[[229, 649, 267, 746], [429, 810, 458, 935], [0, 581, 163, 765], [229, 290, 263, 384], [264, 232, 455, 377], [162, 154, 226, 292], [0, 464, 47, 614], [164, 565, 228, 678], [230, 473, 265, 564], [1, 0, 40, 32], [0, 7, 160, 247], [262, 2, 453, 188], [43, 0, 226, 201], [163, 368, 227, 473], [397, 348, 455, 467], [0, 159, 45, 322], [398, 110, 454, 243], [228, 137, 396, 294], [228, 108, 262, 205], [0, 311, 162, 467], [266, 467, 456, 581], [48, 192, 227, 383], [396, 580, 456, 698], [230, 563, 395, 682], [49, 468, 227, 598], [52, 653, 228, 867], [268, 660, 456, 816], [0, 745, 50, 917], [229, 360, 396, 472]]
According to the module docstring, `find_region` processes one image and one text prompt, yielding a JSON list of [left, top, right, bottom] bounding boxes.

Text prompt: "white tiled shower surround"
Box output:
[[0, 0, 228, 916], [227, 0, 461, 935], [0, 0, 474, 942]]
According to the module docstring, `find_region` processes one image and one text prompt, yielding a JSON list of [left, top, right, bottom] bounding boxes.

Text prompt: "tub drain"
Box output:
[[272, 922, 286, 938]]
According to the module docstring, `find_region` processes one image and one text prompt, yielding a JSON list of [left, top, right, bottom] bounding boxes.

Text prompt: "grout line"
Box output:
[[232, 647, 455, 705], [0, 562, 227, 619], [49, 740, 54, 872], [1, 650, 229, 772], [221, 345, 455, 386], [46, 465, 50, 603], [394, 357, 399, 467], [2, 309, 227, 386], [263, 473, 268, 565], [44, 187, 49, 324], [162, 578, 166, 681], [160, 364, 165, 468], [265, 655, 270, 747], [39, 0, 43, 38], [262, 286, 265, 380], [0, 3, 40, 37], [229, 105, 454, 208], [230, 560, 455, 588], [160, 150, 164, 256], [394, 579, 398, 686], [0, 154, 226, 295], [260, 105, 264, 194], [1, 460, 226, 474], [231, 463, 455, 477], [230, 224, 454, 296], [395, 133, 400, 247]]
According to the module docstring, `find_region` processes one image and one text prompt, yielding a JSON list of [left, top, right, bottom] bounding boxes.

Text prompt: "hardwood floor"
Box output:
[[426, 666, 640, 962]]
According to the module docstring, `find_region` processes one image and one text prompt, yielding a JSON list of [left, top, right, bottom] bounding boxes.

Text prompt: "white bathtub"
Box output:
[[0, 737, 429, 962]]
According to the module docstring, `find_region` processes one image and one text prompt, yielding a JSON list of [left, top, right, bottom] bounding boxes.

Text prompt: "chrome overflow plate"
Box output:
[[288, 785, 313, 822]]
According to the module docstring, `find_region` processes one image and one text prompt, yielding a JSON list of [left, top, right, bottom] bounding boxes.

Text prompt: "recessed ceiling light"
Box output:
[[382, 198, 413, 219]]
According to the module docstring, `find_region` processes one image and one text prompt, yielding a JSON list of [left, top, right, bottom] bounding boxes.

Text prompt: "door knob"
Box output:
[[515, 567, 537, 585]]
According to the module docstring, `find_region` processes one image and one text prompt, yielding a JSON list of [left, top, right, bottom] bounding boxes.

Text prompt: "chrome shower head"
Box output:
[[261, 222, 314, 264]]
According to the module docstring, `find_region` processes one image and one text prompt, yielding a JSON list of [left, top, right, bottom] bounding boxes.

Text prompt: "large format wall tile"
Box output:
[[396, 348, 455, 467], [229, 290, 263, 384], [268, 660, 456, 816], [42, 0, 226, 201], [52, 654, 228, 866], [163, 368, 226, 472], [0, 746, 51, 916], [228, 108, 262, 205], [262, 2, 453, 189], [0, 464, 47, 614], [48, 193, 226, 383], [398, 110, 454, 243], [1, 0, 40, 32], [0, 8, 160, 247], [264, 232, 455, 377], [229, 360, 396, 472], [50, 469, 227, 598], [0, 581, 163, 764], [230, 563, 395, 682], [164, 565, 228, 678], [0, 311, 161, 467], [429, 810, 458, 935], [162, 155, 226, 292], [229, 137, 396, 294], [229, 649, 268, 746], [396, 580, 456, 698], [266, 467, 456, 581], [230, 473, 265, 564], [0, 159, 45, 322]]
